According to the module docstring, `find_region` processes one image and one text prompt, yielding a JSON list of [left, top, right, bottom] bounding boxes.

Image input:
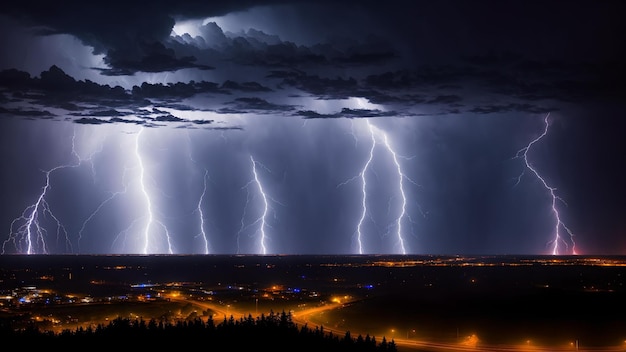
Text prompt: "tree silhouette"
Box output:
[[0, 312, 397, 351]]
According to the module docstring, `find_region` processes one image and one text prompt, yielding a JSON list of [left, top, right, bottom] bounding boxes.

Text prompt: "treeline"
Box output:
[[0, 310, 398, 351]]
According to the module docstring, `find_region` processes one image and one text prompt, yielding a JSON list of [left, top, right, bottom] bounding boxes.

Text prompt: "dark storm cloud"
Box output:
[[1, 49, 621, 124], [0, 66, 129, 100], [364, 61, 626, 107], [0, 66, 237, 123], [0, 66, 138, 122], [295, 108, 398, 119], [465, 58, 626, 103], [190, 120, 213, 125], [131, 81, 225, 99], [1, 1, 274, 75], [73, 116, 164, 126], [266, 66, 570, 115], [4, 0, 622, 116], [0, 106, 54, 118], [73, 114, 212, 127], [364, 68, 472, 89], [168, 29, 328, 67], [69, 109, 133, 117], [426, 95, 463, 105], [2, 0, 394, 75], [0, 66, 220, 127], [362, 92, 427, 106], [268, 67, 559, 115], [168, 23, 396, 68], [267, 70, 360, 99], [109, 117, 152, 125], [94, 41, 215, 76], [221, 80, 272, 92], [74, 117, 114, 125], [153, 113, 184, 122], [468, 104, 554, 115], [0, 62, 595, 126], [130, 79, 272, 99], [134, 107, 213, 125], [204, 126, 242, 130], [218, 97, 296, 114]]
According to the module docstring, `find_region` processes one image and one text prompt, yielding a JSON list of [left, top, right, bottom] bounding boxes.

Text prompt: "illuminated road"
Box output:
[[169, 295, 347, 323], [168, 297, 232, 319], [171, 296, 626, 352]]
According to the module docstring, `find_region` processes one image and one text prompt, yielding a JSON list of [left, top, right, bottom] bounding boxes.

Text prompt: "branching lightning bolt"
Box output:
[[381, 129, 410, 255], [135, 128, 174, 254], [339, 119, 419, 255], [338, 122, 376, 255], [2, 128, 98, 254], [514, 113, 577, 255], [77, 165, 131, 253], [2, 165, 70, 254], [238, 155, 278, 255]]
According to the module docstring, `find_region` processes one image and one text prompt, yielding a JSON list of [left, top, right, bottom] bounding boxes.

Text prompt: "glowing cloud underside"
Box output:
[[514, 113, 577, 255]]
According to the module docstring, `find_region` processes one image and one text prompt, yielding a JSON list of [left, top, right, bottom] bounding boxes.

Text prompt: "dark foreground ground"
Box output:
[[1, 254, 625, 348]]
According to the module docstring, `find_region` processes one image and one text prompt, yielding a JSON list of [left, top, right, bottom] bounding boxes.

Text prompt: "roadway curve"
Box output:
[[172, 297, 626, 352]]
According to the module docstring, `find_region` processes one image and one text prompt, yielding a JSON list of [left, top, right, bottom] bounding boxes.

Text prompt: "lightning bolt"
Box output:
[[381, 127, 411, 255], [238, 155, 278, 255], [2, 165, 70, 254], [339, 119, 419, 255], [196, 168, 210, 254], [74, 129, 142, 253], [186, 132, 211, 254], [514, 113, 577, 255], [338, 122, 376, 254], [2, 128, 99, 254], [77, 164, 131, 253], [135, 127, 174, 254]]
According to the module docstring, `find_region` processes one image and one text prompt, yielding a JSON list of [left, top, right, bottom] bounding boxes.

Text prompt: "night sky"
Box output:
[[1, 0, 625, 255]]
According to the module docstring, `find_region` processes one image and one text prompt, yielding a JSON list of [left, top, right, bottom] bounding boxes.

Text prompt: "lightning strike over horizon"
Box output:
[[195, 168, 210, 254], [358, 123, 376, 254], [339, 119, 418, 255], [2, 165, 71, 254], [2, 128, 100, 254], [514, 113, 577, 255], [381, 128, 411, 255], [238, 155, 276, 255], [186, 132, 211, 254], [77, 162, 132, 253], [135, 128, 174, 254]]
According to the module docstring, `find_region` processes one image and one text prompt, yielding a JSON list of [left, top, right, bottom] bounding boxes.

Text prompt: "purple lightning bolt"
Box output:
[[514, 113, 577, 255]]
